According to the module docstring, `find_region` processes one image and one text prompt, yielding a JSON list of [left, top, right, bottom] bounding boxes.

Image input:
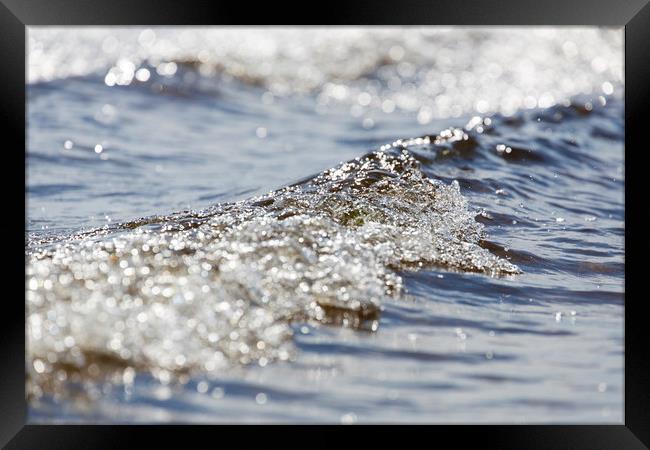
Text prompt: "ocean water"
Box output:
[[26, 27, 624, 423]]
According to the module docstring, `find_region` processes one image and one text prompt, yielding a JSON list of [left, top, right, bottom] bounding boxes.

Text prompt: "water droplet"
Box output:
[[256, 127, 268, 138], [135, 68, 150, 82], [211, 387, 224, 399]]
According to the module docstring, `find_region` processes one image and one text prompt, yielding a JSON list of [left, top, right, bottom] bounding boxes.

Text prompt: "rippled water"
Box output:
[[26, 27, 624, 423]]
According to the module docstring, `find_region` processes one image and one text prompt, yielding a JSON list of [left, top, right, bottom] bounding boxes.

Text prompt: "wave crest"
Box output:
[[26, 131, 519, 398]]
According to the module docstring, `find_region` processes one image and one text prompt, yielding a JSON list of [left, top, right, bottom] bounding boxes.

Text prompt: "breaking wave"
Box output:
[[29, 27, 623, 118], [26, 121, 520, 398]]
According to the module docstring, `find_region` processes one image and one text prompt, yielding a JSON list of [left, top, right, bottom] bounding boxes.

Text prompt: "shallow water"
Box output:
[[26, 27, 624, 423]]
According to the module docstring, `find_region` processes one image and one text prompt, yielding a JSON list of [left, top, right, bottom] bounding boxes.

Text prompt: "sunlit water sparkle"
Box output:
[[27, 27, 624, 423]]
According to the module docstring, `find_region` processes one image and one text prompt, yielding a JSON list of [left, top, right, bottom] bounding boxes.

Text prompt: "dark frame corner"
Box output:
[[2, 0, 648, 448]]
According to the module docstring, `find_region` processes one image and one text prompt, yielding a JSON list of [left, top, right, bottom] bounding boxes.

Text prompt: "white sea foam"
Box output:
[[26, 126, 519, 397], [28, 27, 623, 118]]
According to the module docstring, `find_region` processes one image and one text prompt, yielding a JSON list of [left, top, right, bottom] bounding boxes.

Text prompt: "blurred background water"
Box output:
[[26, 27, 624, 423]]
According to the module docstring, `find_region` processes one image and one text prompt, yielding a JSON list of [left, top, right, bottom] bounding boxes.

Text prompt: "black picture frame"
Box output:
[[2, 0, 648, 448]]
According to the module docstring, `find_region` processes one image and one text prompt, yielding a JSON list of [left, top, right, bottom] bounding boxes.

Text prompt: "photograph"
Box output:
[[25, 26, 625, 424]]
